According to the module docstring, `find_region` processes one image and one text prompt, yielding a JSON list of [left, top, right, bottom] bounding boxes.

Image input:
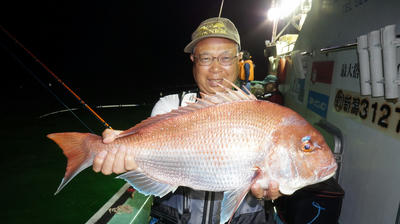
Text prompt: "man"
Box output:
[[93, 17, 281, 223], [259, 75, 283, 105], [239, 50, 254, 92]]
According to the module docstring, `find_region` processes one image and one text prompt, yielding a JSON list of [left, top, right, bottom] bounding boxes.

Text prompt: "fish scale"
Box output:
[[126, 101, 271, 192]]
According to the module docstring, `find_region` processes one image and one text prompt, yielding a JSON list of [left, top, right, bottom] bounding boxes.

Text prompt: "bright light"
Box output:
[[267, 0, 306, 21], [283, 0, 303, 17], [267, 7, 280, 21]]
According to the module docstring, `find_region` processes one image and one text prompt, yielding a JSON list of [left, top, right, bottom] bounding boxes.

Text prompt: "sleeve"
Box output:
[[244, 63, 250, 81], [151, 94, 180, 117]]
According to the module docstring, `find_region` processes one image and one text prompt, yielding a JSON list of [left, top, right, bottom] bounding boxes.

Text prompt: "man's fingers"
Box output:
[[112, 145, 127, 174], [269, 181, 279, 188], [125, 148, 138, 170], [101, 148, 117, 175], [103, 136, 114, 144], [102, 129, 123, 144], [250, 181, 282, 200], [250, 183, 264, 199], [266, 181, 281, 200], [93, 150, 107, 173], [102, 129, 114, 143]]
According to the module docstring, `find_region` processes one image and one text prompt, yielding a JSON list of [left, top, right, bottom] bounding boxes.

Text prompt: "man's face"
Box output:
[[191, 38, 239, 94], [265, 83, 277, 93]]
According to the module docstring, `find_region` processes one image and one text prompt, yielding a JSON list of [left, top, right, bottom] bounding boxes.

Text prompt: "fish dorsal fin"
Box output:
[[118, 78, 256, 138], [199, 78, 257, 103]]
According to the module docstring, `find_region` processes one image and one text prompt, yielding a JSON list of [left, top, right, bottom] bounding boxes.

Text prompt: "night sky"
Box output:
[[2, 0, 274, 113]]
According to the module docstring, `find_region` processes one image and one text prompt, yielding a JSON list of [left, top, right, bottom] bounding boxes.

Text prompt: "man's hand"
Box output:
[[250, 181, 281, 200], [102, 128, 122, 144], [92, 129, 138, 175]]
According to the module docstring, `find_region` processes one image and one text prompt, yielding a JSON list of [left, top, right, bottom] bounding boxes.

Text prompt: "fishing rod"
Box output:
[[39, 104, 140, 119], [2, 25, 155, 223], [0, 24, 113, 130], [0, 39, 95, 133]]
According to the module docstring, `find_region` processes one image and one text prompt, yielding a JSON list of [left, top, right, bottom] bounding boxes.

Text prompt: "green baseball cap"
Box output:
[[265, 75, 278, 83], [184, 17, 241, 53]]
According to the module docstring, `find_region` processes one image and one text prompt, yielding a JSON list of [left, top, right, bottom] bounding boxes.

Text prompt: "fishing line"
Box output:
[[0, 25, 113, 130], [0, 39, 95, 133]]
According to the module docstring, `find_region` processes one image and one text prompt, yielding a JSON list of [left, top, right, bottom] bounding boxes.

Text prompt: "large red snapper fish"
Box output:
[[47, 79, 337, 224]]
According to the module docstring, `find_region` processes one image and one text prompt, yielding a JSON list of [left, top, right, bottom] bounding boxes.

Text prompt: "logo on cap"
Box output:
[[196, 22, 227, 38]]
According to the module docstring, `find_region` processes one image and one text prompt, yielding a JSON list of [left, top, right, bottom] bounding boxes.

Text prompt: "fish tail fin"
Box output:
[[47, 132, 97, 195]]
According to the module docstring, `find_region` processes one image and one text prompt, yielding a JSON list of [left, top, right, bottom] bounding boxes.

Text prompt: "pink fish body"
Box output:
[[47, 80, 337, 224]]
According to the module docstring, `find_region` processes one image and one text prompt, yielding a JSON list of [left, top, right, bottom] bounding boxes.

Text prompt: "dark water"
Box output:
[[1, 105, 153, 224]]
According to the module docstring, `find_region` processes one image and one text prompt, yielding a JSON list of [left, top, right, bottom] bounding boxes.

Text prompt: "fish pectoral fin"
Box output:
[[117, 168, 177, 198], [220, 169, 262, 224], [220, 183, 253, 224]]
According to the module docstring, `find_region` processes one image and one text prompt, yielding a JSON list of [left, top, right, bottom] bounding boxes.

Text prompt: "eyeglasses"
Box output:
[[194, 54, 238, 66]]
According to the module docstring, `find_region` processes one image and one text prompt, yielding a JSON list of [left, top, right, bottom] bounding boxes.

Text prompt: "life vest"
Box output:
[[239, 59, 254, 81]]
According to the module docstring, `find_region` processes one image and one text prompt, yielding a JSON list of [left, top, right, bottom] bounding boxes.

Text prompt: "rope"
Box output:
[[307, 201, 325, 224], [272, 200, 326, 224], [129, 194, 152, 224]]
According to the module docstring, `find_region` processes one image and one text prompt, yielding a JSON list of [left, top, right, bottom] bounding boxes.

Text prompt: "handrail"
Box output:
[[320, 43, 357, 54]]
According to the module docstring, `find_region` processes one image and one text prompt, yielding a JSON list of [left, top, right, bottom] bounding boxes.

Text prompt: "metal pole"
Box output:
[[271, 0, 278, 43]]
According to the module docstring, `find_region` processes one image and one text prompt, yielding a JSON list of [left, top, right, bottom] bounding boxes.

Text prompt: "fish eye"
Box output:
[[301, 136, 314, 152], [302, 143, 313, 151]]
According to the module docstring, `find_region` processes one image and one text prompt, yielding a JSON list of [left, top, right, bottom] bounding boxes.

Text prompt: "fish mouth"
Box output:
[[317, 162, 338, 180]]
